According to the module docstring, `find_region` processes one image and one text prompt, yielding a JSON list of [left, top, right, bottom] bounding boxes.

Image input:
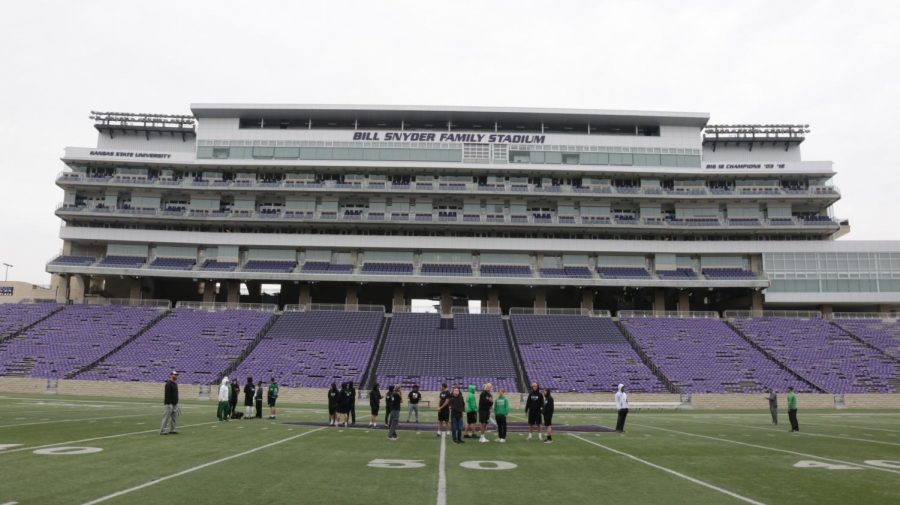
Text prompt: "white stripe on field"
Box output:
[[0, 421, 219, 455], [0, 413, 148, 429], [570, 434, 766, 505], [633, 424, 900, 475], [81, 427, 326, 505], [437, 432, 447, 505]]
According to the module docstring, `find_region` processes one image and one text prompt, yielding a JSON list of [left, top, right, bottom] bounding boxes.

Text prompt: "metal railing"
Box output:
[[830, 312, 897, 320], [723, 310, 822, 319], [617, 310, 719, 319], [174, 301, 277, 312], [86, 298, 171, 308], [508, 307, 590, 316], [450, 306, 502, 315]]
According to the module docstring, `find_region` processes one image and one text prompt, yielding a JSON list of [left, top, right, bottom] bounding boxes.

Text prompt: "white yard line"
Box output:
[[80, 427, 326, 505], [0, 413, 149, 429], [0, 421, 219, 455], [801, 420, 900, 434], [436, 432, 447, 505], [570, 434, 767, 505], [632, 423, 900, 475]]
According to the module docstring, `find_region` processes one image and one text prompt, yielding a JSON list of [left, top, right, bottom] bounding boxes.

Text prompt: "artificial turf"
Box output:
[[1, 393, 898, 504]]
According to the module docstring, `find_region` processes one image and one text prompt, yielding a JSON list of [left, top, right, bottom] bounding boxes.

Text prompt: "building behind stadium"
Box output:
[[40, 104, 900, 315]]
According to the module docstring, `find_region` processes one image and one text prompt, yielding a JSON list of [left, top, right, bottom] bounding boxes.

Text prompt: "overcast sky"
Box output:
[[1, 0, 898, 285]]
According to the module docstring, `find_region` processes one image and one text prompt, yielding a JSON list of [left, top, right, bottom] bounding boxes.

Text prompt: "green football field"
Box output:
[[1, 393, 899, 505]]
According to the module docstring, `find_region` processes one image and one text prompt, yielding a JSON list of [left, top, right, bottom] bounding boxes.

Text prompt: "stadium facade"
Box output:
[[45, 104, 900, 314]]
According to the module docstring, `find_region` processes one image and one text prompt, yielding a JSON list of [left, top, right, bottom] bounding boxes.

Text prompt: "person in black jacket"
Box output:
[[160, 370, 179, 435], [336, 382, 350, 427], [243, 377, 255, 419], [348, 381, 357, 425], [254, 380, 263, 419], [542, 388, 555, 444], [384, 384, 394, 426], [229, 378, 240, 418], [369, 383, 382, 428], [386, 385, 402, 440], [478, 383, 494, 443], [448, 385, 466, 444], [525, 382, 544, 441], [328, 383, 340, 426]]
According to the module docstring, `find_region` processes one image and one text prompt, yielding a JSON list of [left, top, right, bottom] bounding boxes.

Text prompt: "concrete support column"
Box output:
[[69, 275, 86, 304], [201, 281, 216, 303], [677, 290, 690, 313], [534, 287, 547, 314], [298, 283, 311, 307], [581, 289, 594, 313], [751, 290, 764, 313], [128, 278, 142, 300], [440, 288, 452, 316], [487, 287, 500, 312], [749, 255, 762, 273], [877, 304, 897, 314], [52, 274, 69, 304], [820, 304, 833, 317], [346, 285, 359, 307], [653, 288, 665, 314], [389, 286, 405, 312], [226, 281, 240, 306]]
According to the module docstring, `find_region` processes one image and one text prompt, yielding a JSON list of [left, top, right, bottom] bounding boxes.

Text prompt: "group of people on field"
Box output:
[[216, 375, 279, 421], [327, 381, 357, 426]]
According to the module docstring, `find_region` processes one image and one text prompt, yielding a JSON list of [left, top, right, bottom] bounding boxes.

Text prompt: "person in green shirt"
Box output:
[[465, 384, 478, 438], [267, 377, 279, 420], [787, 386, 799, 432], [494, 387, 510, 443]]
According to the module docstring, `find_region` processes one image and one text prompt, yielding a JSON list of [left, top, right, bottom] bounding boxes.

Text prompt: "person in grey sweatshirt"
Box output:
[[766, 389, 778, 425]]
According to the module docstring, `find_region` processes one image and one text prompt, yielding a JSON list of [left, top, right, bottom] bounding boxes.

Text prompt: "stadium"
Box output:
[[2, 104, 900, 504]]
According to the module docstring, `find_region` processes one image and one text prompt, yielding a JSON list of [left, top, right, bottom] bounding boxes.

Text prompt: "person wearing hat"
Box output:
[[160, 370, 179, 435], [217, 376, 231, 421], [615, 383, 629, 433]]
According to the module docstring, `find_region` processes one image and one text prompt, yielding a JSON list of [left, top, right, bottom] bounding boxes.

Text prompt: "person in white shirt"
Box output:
[[217, 377, 231, 421], [614, 383, 629, 433]]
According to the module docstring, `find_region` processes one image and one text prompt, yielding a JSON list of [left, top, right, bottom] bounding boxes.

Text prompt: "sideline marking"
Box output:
[[0, 413, 147, 429], [81, 427, 326, 505], [0, 421, 218, 455], [803, 421, 900, 434], [437, 433, 447, 505], [34, 446, 103, 455], [571, 434, 766, 505], [633, 424, 899, 475]]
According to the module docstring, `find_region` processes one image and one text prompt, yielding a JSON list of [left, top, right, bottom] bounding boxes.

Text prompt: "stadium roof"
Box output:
[[190, 103, 710, 127]]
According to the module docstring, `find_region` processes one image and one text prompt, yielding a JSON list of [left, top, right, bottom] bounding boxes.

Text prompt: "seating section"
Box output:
[[703, 268, 756, 279], [242, 260, 297, 273], [480, 265, 532, 277], [78, 308, 274, 385], [232, 311, 384, 388], [149, 257, 196, 270], [597, 266, 651, 279], [656, 268, 698, 280], [731, 317, 899, 393], [97, 256, 146, 268], [539, 266, 593, 278], [420, 264, 473, 276], [833, 319, 900, 359], [361, 263, 414, 275], [0, 303, 61, 338], [376, 313, 518, 392], [0, 305, 161, 378], [512, 314, 667, 393], [301, 261, 354, 274], [199, 260, 238, 271], [621, 318, 804, 393], [49, 255, 95, 266]]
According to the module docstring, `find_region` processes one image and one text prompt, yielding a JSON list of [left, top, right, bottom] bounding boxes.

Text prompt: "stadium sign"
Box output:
[[353, 131, 546, 144], [705, 163, 786, 169], [88, 150, 173, 159]]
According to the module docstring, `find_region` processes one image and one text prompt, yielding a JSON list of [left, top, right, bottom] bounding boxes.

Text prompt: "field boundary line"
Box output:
[[81, 427, 326, 505], [0, 413, 150, 429], [570, 434, 767, 505], [0, 421, 219, 455], [633, 423, 900, 475], [802, 421, 900, 434], [437, 432, 447, 505]]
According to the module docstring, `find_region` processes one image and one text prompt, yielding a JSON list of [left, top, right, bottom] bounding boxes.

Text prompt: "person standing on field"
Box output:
[[254, 380, 263, 418], [369, 383, 382, 428], [436, 382, 450, 437], [328, 383, 340, 426], [229, 377, 240, 418], [465, 384, 478, 438], [542, 388, 555, 443], [766, 389, 778, 425], [348, 380, 357, 425], [217, 376, 231, 421], [615, 383, 629, 433], [243, 377, 255, 419], [525, 382, 544, 440], [478, 383, 494, 443], [494, 387, 509, 443], [267, 377, 279, 419], [160, 370, 179, 435], [407, 384, 421, 423], [386, 384, 402, 440], [787, 386, 799, 432], [449, 385, 466, 444]]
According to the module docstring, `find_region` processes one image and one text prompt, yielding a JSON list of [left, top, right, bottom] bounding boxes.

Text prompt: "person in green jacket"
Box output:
[[465, 384, 478, 438], [494, 387, 510, 443], [787, 386, 799, 432], [267, 377, 279, 420]]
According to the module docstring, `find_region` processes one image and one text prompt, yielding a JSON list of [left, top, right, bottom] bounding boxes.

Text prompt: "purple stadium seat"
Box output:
[[361, 263, 414, 275], [242, 260, 297, 273], [480, 265, 532, 277], [149, 257, 196, 270], [834, 319, 900, 359], [0, 303, 61, 337]]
